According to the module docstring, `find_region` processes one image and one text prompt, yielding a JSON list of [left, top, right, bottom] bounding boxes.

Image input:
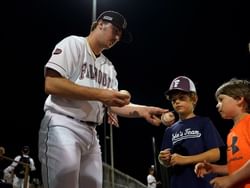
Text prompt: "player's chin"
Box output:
[[108, 40, 118, 47]]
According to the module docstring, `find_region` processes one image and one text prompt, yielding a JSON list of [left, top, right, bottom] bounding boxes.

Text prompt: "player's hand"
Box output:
[[156, 181, 161, 185], [100, 89, 131, 107], [142, 106, 169, 126]]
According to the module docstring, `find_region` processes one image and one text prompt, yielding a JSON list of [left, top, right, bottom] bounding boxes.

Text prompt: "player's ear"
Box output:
[[97, 20, 105, 30]]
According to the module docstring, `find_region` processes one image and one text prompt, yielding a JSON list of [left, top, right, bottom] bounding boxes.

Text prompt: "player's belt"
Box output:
[[66, 115, 98, 126]]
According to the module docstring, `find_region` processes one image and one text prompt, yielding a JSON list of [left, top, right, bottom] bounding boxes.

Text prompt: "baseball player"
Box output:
[[38, 10, 168, 188], [147, 165, 160, 188], [4, 146, 36, 188]]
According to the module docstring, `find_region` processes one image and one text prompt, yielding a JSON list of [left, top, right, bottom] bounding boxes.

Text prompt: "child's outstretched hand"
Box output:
[[194, 160, 213, 178]]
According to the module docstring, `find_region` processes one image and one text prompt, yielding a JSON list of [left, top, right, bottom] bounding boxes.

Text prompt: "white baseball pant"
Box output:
[[38, 111, 102, 188]]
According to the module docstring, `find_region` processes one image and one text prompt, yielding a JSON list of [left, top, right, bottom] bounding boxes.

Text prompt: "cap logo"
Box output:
[[97, 11, 132, 43], [103, 15, 113, 21], [173, 79, 180, 88]]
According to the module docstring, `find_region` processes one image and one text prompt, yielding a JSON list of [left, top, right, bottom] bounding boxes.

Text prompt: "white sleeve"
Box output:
[[147, 175, 156, 184], [4, 155, 20, 173], [45, 35, 84, 79], [29, 158, 36, 171]]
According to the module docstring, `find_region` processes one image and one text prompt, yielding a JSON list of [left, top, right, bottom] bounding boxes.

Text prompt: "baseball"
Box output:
[[161, 112, 175, 126], [119, 89, 131, 101]]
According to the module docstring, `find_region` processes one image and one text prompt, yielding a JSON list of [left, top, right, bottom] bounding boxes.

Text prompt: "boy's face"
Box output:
[[168, 91, 196, 115], [169, 93, 189, 103], [216, 94, 240, 119]]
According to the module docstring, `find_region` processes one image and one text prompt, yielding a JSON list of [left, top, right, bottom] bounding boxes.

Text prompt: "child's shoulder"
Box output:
[[194, 115, 211, 122], [192, 116, 214, 127], [239, 114, 250, 127]]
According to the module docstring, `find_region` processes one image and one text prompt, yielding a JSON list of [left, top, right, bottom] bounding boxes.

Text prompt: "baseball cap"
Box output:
[[165, 76, 196, 98], [22, 146, 30, 153], [97, 10, 133, 43]]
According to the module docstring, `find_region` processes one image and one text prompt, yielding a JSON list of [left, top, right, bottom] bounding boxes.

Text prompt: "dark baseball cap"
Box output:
[[97, 10, 132, 43], [22, 146, 30, 153], [165, 76, 196, 98]]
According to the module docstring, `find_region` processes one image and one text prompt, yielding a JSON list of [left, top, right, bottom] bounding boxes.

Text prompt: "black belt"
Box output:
[[66, 115, 98, 126]]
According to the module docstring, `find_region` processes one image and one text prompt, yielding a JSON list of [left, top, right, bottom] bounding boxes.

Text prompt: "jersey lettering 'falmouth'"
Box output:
[[172, 128, 201, 144], [80, 63, 112, 88]]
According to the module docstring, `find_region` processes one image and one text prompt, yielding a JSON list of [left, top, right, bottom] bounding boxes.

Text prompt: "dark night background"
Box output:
[[2, 0, 250, 185]]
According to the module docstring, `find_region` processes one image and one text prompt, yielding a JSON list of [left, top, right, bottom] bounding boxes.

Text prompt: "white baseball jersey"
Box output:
[[147, 174, 157, 188], [44, 35, 118, 124]]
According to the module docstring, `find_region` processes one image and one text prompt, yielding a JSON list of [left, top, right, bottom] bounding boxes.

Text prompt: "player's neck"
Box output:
[[86, 36, 101, 57]]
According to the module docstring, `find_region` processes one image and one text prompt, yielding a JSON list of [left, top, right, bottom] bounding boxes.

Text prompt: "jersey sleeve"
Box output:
[[147, 175, 156, 184], [29, 158, 36, 171], [45, 35, 85, 79], [4, 155, 21, 173]]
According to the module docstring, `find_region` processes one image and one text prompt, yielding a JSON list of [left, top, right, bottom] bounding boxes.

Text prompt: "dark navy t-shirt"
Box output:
[[161, 116, 225, 188]]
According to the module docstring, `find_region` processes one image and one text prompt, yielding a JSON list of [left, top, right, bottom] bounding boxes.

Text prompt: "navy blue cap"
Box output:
[[22, 146, 30, 153], [165, 76, 196, 98], [97, 11, 132, 43]]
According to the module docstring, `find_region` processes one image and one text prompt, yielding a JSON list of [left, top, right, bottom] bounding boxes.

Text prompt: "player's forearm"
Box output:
[[45, 76, 105, 101], [111, 103, 146, 118]]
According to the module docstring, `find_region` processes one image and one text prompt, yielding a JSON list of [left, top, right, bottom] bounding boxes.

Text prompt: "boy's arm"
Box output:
[[228, 160, 250, 185], [210, 160, 250, 187], [171, 148, 220, 166], [211, 164, 228, 175]]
